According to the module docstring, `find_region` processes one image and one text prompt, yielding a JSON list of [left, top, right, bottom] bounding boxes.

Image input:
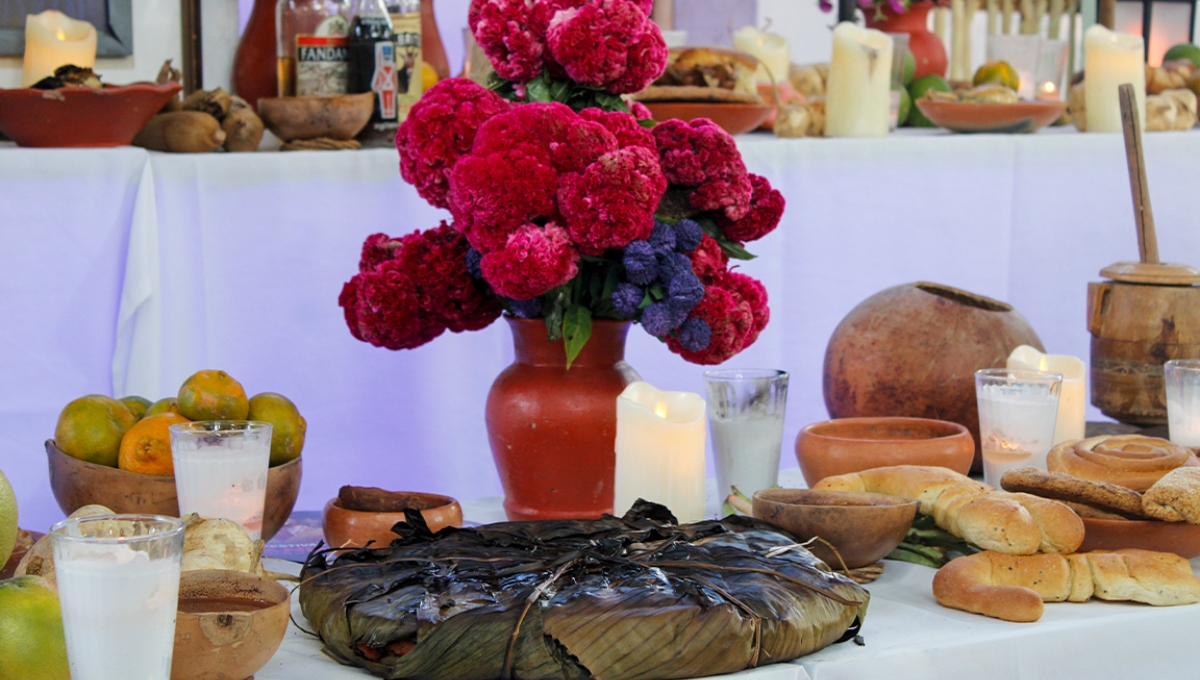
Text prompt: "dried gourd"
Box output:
[[222, 96, 265, 152], [133, 111, 225, 153]]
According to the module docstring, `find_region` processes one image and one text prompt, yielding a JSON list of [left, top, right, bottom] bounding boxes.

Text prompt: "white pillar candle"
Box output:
[[613, 381, 706, 523], [21, 11, 98, 87], [1084, 25, 1145, 133], [1007, 345, 1087, 444], [825, 22, 894, 138], [732, 26, 790, 85]]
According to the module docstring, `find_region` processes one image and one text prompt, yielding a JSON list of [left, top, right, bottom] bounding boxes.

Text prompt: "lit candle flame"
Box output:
[[56, 28, 67, 41], [654, 402, 668, 419], [1041, 82, 1056, 95]]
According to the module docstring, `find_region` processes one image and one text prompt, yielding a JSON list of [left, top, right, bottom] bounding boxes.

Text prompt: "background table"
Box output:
[[4, 128, 1200, 532]]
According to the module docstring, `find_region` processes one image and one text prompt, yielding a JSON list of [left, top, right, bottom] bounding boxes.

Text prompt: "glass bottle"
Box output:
[[386, 0, 423, 120], [350, 0, 398, 145], [276, 0, 352, 97]]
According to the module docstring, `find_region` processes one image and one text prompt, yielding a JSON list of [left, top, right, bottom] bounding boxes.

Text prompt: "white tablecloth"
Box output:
[[4, 129, 1200, 531]]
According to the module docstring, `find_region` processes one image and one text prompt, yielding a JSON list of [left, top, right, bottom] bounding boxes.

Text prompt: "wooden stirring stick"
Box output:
[[1119, 83, 1160, 265]]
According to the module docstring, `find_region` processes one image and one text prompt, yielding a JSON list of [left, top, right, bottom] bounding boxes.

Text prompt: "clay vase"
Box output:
[[1088, 280, 1200, 425], [421, 0, 451, 81], [823, 282, 1043, 470], [864, 1, 947, 80], [486, 317, 640, 521], [232, 0, 277, 109]]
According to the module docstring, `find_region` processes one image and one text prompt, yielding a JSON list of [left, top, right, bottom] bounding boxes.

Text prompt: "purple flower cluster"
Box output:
[[611, 218, 710, 351]]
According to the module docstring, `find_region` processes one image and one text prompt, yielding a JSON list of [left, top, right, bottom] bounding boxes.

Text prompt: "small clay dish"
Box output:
[[257, 92, 374, 141], [753, 489, 917, 569], [0, 82, 182, 147], [795, 417, 975, 486], [172, 569, 290, 680], [1077, 517, 1200, 559], [914, 99, 1067, 134], [45, 440, 302, 542], [640, 101, 773, 135], [322, 487, 463, 550]]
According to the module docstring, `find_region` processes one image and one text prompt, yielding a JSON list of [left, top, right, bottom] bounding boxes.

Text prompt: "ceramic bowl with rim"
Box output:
[[322, 491, 463, 550], [172, 569, 291, 680], [795, 417, 975, 487], [752, 488, 918, 568], [914, 99, 1067, 134], [0, 82, 182, 147], [640, 101, 773, 135], [1077, 517, 1200, 558], [257, 92, 374, 141]]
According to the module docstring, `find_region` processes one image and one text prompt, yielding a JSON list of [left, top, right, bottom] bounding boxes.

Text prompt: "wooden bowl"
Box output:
[[641, 101, 773, 135], [256, 93, 374, 141], [45, 440, 301, 542], [322, 492, 463, 550], [795, 417, 975, 487], [752, 489, 918, 569], [172, 569, 290, 680], [914, 99, 1067, 134], [0, 83, 182, 147], [1078, 517, 1200, 558]]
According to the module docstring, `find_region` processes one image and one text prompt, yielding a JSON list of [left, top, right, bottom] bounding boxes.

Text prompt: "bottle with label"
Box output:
[[386, 0, 423, 122], [349, 0, 398, 145], [277, 0, 351, 97]]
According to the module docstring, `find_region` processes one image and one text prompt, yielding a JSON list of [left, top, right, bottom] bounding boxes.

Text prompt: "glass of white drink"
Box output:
[[1165, 359, 1200, 448], [169, 421, 273, 540], [975, 369, 1063, 488], [50, 514, 185, 680], [704, 369, 789, 512]]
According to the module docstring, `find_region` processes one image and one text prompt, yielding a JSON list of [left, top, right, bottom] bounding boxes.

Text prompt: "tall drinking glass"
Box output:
[[704, 369, 789, 509], [1165, 359, 1200, 448], [885, 32, 911, 130], [169, 421, 272, 539], [986, 34, 1041, 99], [51, 515, 185, 680], [975, 369, 1062, 488]]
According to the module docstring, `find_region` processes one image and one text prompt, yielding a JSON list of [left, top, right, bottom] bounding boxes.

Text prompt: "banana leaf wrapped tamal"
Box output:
[[299, 502, 869, 680]]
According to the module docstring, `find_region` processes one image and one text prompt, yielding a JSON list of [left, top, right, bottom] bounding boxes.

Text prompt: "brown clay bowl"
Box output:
[[641, 101, 773, 135], [45, 440, 301, 542], [256, 93, 374, 141], [795, 417, 975, 487], [1078, 517, 1200, 558], [322, 492, 463, 550], [752, 488, 918, 569], [171, 569, 290, 680], [914, 99, 1067, 134], [0, 82, 182, 147]]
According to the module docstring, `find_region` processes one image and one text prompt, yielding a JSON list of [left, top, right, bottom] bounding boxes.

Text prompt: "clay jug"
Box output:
[[420, 0, 451, 80], [486, 318, 640, 521], [823, 282, 1043, 470], [232, 0, 277, 109], [863, 1, 947, 79]]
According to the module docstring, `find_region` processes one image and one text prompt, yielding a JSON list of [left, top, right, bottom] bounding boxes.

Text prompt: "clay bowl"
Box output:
[[322, 491, 463, 550], [752, 488, 918, 569], [0, 82, 182, 147], [45, 440, 301, 542], [1077, 517, 1200, 559], [172, 569, 290, 680], [795, 417, 975, 487], [257, 93, 374, 141], [641, 101, 773, 135], [914, 99, 1067, 134]]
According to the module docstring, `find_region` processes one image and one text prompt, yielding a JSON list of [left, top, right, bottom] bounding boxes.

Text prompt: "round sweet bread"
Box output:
[[999, 466, 1147, 519], [1046, 435, 1199, 492]]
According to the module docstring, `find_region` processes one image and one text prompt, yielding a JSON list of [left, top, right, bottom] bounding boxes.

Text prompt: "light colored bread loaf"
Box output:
[[1046, 435, 1199, 492], [1142, 467, 1200, 523], [814, 466, 1083, 555]]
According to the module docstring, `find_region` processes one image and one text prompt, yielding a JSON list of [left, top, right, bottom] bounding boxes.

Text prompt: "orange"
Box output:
[[247, 392, 306, 466], [146, 397, 181, 417], [119, 395, 152, 421], [0, 576, 70, 680], [118, 412, 190, 476], [54, 395, 139, 467], [973, 60, 1020, 91], [178, 370, 249, 421]]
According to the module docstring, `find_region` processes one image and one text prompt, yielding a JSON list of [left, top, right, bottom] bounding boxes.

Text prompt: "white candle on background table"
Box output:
[[826, 22, 893, 138], [732, 26, 790, 85], [1008, 345, 1086, 444], [613, 381, 706, 523], [21, 11, 98, 87], [1084, 25, 1145, 133]]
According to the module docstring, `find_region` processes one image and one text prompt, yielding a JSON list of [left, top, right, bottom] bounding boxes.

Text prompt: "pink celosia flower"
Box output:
[[449, 149, 561, 252], [395, 223, 503, 332], [480, 223, 580, 299], [469, 0, 555, 82], [716, 173, 785, 242], [666, 284, 755, 365], [688, 235, 730, 283], [629, 100, 652, 119], [653, 117, 753, 220], [339, 263, 445, 350], [715, 270, 769, 336], [359, 233, 403, 272], [578, 107, 656, 152], [545, 0, 667, 94], [558, 146, 666, 255]]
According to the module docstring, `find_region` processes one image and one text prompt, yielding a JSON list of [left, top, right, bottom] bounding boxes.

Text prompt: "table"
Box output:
[[5, 128, 1200, 532]]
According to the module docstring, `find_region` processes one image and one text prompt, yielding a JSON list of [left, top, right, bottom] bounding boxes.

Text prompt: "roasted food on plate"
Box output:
[[635, 47, 763, 103], [926, 83, 1020, 104]]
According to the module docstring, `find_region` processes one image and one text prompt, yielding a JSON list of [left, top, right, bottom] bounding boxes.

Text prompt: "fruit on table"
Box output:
[[247, 392, 307, 467], [119, 395, 152, 421], [898, 87, 912, 126], [973, 60, 1020, 91], [903, 51, 916, 87], [1164, 43, 1200, 70], [54, 395, 138, 467], [146, 396, 181, 417], [118, 412, 191, 476], [180, 515, 263, 574], [178, 369, 250, 421], [0, 468, 16, 568], [0, 576, 70, 680], [421, 61, 439, 92], [16, 505, 116, 584], [907, 74, 951, 127]]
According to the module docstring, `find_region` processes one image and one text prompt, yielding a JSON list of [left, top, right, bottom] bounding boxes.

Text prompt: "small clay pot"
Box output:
[[172, 569, 290, 680], [322, 493, 463, 550], [795, 417, 975, 487], [1077, 517, 1200, 558], [752, 489, 918, 569]]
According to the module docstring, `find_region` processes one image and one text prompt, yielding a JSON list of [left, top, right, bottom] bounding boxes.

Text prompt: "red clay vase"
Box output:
[[232, 0, 277, 109], [864, 1, 947, 80], [486, 317, 640, 521]]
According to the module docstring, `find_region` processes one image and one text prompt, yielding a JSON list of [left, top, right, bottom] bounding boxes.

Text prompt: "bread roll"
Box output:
[[1000, 466, 1147, 519], [814, 466, 1083, 555], [1143, 467, 1200, 523], [933, 549, 1200, 622], [1047, 435, 1199, 492]]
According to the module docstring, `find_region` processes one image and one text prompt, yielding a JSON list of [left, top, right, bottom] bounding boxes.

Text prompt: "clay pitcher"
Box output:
[[1088, 279, 1200, 424]]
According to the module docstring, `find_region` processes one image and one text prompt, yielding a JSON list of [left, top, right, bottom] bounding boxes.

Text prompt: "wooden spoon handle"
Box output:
[[1119, 83, 1159, 265]]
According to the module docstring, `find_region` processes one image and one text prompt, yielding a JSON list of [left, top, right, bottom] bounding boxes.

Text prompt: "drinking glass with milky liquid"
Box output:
[[50, 514, 185, 680], [1165, 359, 1200, 449], [704, 369, 789, 510], [169, 421, 272, 539], [975, 369, 1062, 488]]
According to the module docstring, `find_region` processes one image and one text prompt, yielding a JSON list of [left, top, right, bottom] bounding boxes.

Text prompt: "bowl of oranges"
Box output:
[[46, 370, 304, 542]]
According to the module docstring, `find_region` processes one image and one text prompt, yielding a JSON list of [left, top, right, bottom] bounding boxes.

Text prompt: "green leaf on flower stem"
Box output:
[[648, 284, 665, 301], [696, 216, 757, 261], [562, 305, 592, 370], [549, 79, 573, 103], [543, 287, 570, 341], [637, 118, 657, 129], [600, 267, 620, 304], [525, 75, 553, 103]]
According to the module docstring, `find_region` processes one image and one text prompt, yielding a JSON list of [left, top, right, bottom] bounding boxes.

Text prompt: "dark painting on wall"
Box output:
[[0, 0, 132, 58]]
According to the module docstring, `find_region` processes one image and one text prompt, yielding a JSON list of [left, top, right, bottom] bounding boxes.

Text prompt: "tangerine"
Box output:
[[119, 395, 152, 421], [118, 413, 190, 476], [54, 395, 138, 467], [178, 370, 249, 421]]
